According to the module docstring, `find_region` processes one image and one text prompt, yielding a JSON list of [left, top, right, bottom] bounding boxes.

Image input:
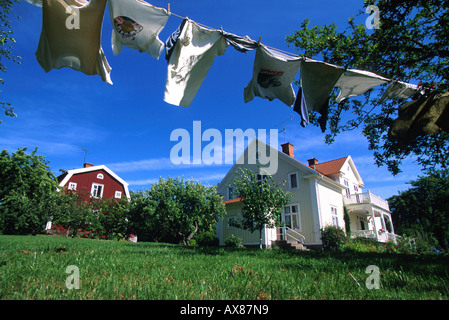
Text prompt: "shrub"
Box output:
[[320, 225, 347, 250], [224, 235, 243, 248]]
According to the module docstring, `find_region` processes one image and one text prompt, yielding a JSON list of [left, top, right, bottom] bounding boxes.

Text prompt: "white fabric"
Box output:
[[335, 69, 390, 103], [164, 19, 228, 108], [24, 0, 42, 6], [244, 45, 301, 107], [108, 0, 169, 59], [300, 58, 345, 111], [380, 80, 421, 102]]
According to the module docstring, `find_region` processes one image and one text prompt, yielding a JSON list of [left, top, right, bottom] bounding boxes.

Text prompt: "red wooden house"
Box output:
[[46, 163, 131, 235], [57, 163, 130, 201]]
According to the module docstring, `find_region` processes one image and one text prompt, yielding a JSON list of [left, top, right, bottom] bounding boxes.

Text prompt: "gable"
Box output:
[[217, 138, 346, 196], [58, 165, 130, 200]]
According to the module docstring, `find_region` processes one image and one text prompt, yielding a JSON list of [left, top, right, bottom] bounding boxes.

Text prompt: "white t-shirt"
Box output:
[[164, 19, 228, 108], [108, 0, 170, 59], [244, 45, 301, 107]]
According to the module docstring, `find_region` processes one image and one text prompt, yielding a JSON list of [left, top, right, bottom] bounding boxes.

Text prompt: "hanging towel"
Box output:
[[108, 0, 170, 59], [244, 45, 301, 107], [294, 58, 345, 131], [335, 69, 389, 103], [164, 19, 228, 108], [300, 58, 345, 112], [379, 80, 421, 102], [219, 29, 258, 53], [36, 0, 112, 85]]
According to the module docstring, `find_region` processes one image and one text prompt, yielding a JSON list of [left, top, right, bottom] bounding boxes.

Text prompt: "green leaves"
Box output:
[[286, 0, 449, 175], [230, 168, 292, 245], [128, 177, 226, 245]]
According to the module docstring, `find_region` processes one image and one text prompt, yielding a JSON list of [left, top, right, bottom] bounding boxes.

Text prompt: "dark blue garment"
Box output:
[[293, 87, 309, 128], [165, 19, 187, 61]]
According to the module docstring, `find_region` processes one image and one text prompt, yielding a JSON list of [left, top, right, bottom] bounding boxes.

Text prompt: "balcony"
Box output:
[[343, 191, 390, 212]]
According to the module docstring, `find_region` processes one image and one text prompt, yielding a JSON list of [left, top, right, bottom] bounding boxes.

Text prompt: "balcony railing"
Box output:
[[343, 191, 390, 211]]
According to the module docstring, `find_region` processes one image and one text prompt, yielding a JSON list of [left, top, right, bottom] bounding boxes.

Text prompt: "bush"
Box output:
[[320, 225, 347, 250], [224, 235, 243, 248], [195, 230, 219, 246]]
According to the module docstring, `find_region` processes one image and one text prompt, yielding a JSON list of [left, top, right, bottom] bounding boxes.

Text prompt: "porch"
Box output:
[[344, 191, 399, 244]]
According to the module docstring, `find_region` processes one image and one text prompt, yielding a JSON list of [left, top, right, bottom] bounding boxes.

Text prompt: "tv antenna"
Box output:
[[78, 146, 90, 165], [274, 116, 294, 143]]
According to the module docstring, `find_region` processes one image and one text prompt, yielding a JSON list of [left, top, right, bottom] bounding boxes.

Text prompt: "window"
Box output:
[[97, 173, 104, 179], [257, 174, 267, 183], [91, 183, 104, 198], [115, 191, 122, 199], [227, 217, 238, 229], [331, 206, 339, 227], [354, 185, 359, 192], [68, 182, 77, 191], [283, 204, 301, 231], [344, 179, 350, 195], [288, 172, 299, 190], [227, 187, 234, 200]]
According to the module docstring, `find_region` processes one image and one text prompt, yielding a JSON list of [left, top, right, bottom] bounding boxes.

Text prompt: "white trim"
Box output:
[[58, 165, 130, 200], [91, 183, 104, 198]]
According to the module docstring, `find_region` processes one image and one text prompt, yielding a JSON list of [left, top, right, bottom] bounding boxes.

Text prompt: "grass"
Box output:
[[0, 235, 448, 300]]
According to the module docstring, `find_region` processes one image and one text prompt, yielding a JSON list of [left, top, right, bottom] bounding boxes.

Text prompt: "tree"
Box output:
[[230, 168, 292, 249], [128, 177, 225, 245], [388, 170, 449, 248], [1, 0, 21, 123], [0, 147, 58, 235], [286, 0, 449, 175]]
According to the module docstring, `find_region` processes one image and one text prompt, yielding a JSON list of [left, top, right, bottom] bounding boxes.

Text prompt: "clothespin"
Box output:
[[257, 36, 262, 46]]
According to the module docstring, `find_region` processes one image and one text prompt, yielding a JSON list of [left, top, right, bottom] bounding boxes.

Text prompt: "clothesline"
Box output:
[[25, 0, 425, 134]]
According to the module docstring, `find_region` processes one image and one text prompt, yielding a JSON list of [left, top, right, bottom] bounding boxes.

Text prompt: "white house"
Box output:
[[216, 139, 397, 249]]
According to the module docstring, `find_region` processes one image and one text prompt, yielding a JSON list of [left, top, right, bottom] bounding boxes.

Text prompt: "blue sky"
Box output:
[[1, 0, 422, 200]]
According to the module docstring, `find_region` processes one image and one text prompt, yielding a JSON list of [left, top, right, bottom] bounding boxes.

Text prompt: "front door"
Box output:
[[283, 204, 301, 240]]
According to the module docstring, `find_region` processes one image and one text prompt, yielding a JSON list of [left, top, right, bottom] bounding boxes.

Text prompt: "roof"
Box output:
[[222, 198, 242, 205], [313, 157, 349, 176]]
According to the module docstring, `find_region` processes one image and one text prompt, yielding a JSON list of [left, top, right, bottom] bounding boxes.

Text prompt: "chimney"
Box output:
[[84, 163, 94, 168], [308, 158, 318, 169], [281, 142, 294, 158]]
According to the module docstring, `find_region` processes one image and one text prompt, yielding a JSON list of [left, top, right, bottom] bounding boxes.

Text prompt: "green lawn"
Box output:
[[0, 235, 448, 300]]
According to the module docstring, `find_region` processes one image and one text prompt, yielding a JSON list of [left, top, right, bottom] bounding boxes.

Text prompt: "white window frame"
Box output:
[[115, 191, 122, 199], [331, 206, 339, 227], [91, 183, 104, 198], [283, 203, 301, 232], [97, 173, 104, 179], [68, 182, 77, 191], [288, 172, 299, 190]]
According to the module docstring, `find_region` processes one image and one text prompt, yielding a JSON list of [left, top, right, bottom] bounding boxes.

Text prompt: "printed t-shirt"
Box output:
[[244, 45, 301, 107], [164, 19, 228, 108], [108, 0, 170, 59]]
